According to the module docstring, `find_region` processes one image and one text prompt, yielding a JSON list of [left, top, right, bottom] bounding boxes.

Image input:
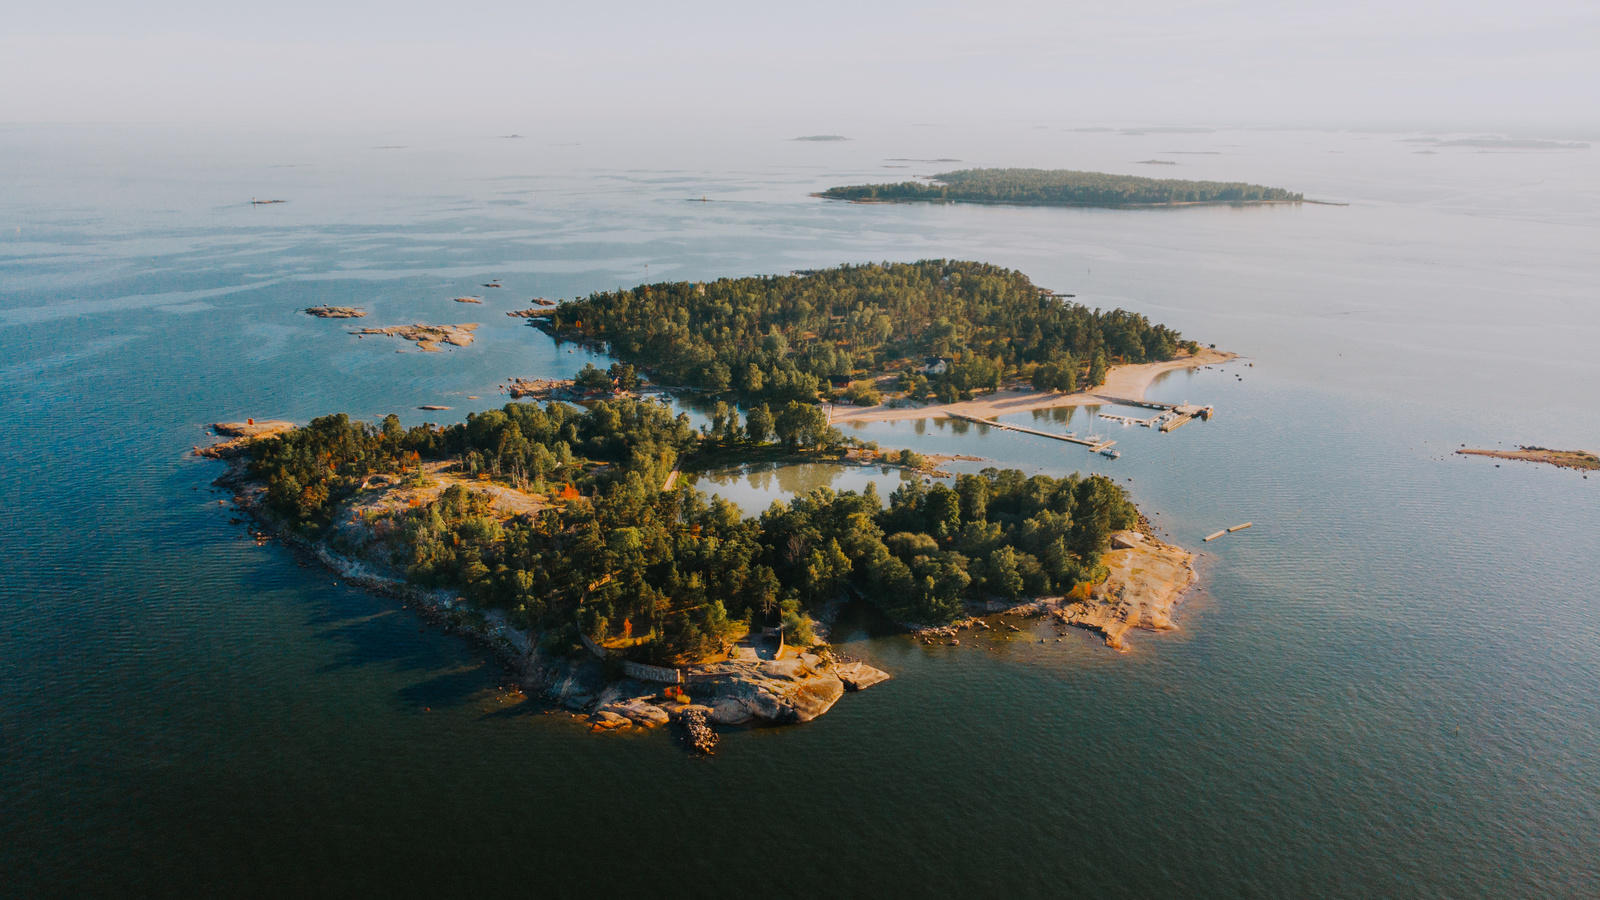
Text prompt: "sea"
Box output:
[[1, 121, 1596, 898]]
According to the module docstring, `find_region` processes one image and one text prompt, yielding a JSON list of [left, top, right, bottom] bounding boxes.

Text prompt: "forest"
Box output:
[[542, 260, 1197, 404], [244, 394, 1139, 663], [821, 167, 1303, 206]]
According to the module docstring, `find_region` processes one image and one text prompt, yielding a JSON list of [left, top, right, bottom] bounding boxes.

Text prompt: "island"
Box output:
[[305, 306, 367, 319], [205, 261, 1218, 747], [1457, 446, 1599, 471], [204, 385, 1193, 743], [538, 260, 1203, 408], [352, 323, 478, 352], [818, 167, 1303, 207]]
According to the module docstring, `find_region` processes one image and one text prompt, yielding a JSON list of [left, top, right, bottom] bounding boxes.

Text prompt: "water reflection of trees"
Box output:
[[1031, 405, 1080, 425], [690, 461, 920, 508]]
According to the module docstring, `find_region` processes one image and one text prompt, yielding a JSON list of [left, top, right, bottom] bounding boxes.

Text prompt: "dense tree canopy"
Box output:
[[244, 393, 1139, 662], [822, 168, 1303, 206], [543, 260, 1196, 403]]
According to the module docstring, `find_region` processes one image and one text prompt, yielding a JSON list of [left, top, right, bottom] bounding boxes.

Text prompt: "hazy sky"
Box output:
[[3, 0, 1596, 129]]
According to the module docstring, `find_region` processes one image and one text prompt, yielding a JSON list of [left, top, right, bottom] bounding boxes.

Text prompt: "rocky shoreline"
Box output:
[[904, 530, 1197, 651], [200, 415, 1197, 750], [205, 430, 891, 749]]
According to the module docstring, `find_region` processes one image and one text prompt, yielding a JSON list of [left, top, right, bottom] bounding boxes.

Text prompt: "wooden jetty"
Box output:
[[1094, 396, 1171, 411], [1094, 397, 1214, 431], [1159, 403, 1214, 432], [1227, 522, 1253, 533], [948, 413, 1117, 452], [1099, 412, 1163, 427], [1203, 530, 1226, 542]]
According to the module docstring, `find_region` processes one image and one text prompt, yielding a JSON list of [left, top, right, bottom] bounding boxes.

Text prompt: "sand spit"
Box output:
[[829, 348, 1236, 425], [305, 306, 366, 318], [1458, 447, 1599, 471], [453, 297, 484, 304], [352, 323, 479, 352]]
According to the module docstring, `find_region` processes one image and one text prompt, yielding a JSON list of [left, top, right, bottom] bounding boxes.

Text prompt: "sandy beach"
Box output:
[[828, 347, 1237, 425]]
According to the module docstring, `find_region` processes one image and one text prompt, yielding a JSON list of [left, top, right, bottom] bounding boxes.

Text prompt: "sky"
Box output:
[[2, 0, 1596, 131]]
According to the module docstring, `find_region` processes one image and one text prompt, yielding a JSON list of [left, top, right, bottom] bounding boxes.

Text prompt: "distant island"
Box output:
[[794, 134, 849, 142], [818, 167, 1304, 207], [1458, 446, 1599, 471], [305, 306, 366, 319]]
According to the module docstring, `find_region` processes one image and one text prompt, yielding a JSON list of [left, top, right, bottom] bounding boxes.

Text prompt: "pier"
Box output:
[[1095, 397, 1214, 432], [947, 413, 1117, 452]]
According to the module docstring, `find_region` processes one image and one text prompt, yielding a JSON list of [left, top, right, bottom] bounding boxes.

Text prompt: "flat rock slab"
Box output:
[[834, 661, 891, 691], [591, 710, 631, 730]]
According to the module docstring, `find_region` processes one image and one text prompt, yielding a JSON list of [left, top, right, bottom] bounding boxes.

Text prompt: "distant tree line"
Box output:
[[821, 167, 1303, 206]]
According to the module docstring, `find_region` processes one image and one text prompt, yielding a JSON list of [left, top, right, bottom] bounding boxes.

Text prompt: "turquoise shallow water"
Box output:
[[1, 123, 1597, 898]]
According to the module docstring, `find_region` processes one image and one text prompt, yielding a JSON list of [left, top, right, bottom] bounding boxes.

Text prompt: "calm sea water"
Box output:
[[2, 122, 1597, 898]]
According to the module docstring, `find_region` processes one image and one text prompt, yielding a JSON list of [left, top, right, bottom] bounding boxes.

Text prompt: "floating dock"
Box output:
[[948, 413, 1118, 452], [1205, 522, 1254, 543], [1160, 403, 1215, 432]]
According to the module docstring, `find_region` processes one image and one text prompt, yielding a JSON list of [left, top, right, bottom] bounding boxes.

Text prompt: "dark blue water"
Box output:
[[2, 123, 1597, 898]]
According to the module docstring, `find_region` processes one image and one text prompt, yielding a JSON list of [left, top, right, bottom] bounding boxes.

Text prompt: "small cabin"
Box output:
[[920, 357, 949, 375]]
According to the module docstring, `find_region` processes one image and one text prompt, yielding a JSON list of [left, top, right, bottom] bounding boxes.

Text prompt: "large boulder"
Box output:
[[786, 672, 845, 721], [590, 710, 631, 730], [687, 660, 847, 725], [603, 700, 670, 727], [708, 699, 755, 726], [834, 661, 891, 691]]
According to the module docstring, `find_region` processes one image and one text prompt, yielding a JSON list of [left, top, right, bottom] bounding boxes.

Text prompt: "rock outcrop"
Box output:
[[685, 654, 850, 725], [530, 645, 887, 732], [1049, 533, 1195, 650], [351, 323, 479, 352]]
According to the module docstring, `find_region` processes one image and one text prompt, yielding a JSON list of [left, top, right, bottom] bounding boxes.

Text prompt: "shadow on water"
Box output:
[[394, 664, 496, 710], [828, 595, 908, 644], [311, 608, 477, 676]]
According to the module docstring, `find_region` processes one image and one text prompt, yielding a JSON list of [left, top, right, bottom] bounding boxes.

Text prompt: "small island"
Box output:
[[539, 260, 1204, 409], [352, 323, 479, 352], [1458, 446, 1599, 471], [305, 306, 367, 319], [819, 167, 1303, 207]]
